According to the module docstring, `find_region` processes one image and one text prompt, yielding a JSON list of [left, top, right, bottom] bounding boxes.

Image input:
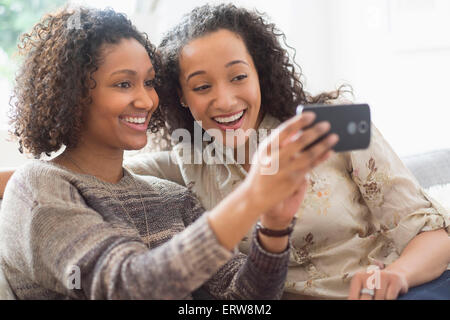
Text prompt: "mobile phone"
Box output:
[[297, 103, 371, 152]]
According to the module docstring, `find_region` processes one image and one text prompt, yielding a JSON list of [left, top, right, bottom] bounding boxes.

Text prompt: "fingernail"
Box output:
[[319, 122, 331, 131]]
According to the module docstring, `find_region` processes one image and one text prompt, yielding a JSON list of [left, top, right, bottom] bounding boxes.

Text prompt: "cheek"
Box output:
[[186, 96, 210, 122], [91, 90, 128, 118], [246, 80, 262, 114]]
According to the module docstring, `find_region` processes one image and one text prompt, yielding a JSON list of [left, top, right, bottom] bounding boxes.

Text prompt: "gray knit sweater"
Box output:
[[0, 160, 289, 300]]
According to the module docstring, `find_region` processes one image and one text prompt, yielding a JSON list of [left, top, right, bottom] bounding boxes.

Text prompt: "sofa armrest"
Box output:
[[402, 149, 450, 189]]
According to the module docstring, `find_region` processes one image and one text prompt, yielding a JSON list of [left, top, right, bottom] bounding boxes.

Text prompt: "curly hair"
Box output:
[[157, 3, 352, 144], [9, 6, 164, 158]]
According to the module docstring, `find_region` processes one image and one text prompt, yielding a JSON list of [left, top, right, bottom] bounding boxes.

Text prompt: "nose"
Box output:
[[213, 83, 237, 111], [133, 85, 159, 112]]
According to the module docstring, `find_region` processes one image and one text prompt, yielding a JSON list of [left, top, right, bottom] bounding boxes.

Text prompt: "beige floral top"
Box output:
[[125, 114, 450, 299]]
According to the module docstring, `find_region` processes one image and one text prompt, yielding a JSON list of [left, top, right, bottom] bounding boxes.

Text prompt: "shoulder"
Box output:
[[132, 171, 199, 204], [124, 151, 173, 172], [5, 160, 83, 208], [132, 172, 204, 223], [133, 171, 186, 194], [11, 160, 70, 189], [124, 151, 186, 185]]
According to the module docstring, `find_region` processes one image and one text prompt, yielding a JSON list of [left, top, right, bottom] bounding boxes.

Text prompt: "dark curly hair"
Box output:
[[157, 3, 352, 144], [9, 6, 164, 158]]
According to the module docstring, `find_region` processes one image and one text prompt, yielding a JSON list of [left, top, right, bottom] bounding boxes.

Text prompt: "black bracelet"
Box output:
[[256, 217, 297, 238]]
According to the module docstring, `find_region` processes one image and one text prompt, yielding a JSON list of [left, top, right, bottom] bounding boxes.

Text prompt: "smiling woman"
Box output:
[[76, 38, 159, 164], [178, 29, 262, 151]]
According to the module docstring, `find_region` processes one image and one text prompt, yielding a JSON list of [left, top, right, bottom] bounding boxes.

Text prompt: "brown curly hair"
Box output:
[[157, 4, 352, 143], [9, 6, 164, 158]]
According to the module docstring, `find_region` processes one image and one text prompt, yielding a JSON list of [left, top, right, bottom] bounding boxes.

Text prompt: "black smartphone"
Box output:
[[297, 103, 371, 152]]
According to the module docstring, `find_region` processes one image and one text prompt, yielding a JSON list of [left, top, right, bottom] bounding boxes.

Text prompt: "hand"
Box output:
[[243, 112, 338, 215], [348, 268, 409, 300], [260, 178, 309, 230]]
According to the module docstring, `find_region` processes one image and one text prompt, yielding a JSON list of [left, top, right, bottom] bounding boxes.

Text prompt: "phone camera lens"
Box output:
[[358, 121, 369, 134], [347, 122, 357, 135]]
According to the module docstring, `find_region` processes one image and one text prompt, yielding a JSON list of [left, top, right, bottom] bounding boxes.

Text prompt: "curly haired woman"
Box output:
[[124, 4, 450, 300], [0, 6, 338, 299]]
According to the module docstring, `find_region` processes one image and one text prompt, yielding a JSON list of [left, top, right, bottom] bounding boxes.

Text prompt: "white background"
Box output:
[[1, 0, 449, 167]]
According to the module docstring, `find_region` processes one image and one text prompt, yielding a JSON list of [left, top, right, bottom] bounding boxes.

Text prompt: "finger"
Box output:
[[292, 134, 339, 172], [385, 280, 402, 300], [276, 112, 316, 146], [280, 121, 331, 158], [348, 275, 363, 300], [311, 149, 335, 168], [374, 277, 389, 300], [360, 289, 373, 300]]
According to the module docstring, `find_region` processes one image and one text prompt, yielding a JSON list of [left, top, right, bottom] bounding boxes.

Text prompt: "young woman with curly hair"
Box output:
[[0, 6, 338, 299], [124, 4, 450, 300]]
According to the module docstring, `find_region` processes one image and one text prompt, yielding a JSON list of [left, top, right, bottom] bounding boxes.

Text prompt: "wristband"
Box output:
[[256, 217, 297, 238]]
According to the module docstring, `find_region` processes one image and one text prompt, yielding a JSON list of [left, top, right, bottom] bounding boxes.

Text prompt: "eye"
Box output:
[[145, 79, 156, 88], [116, 81, 132, 89], [193, 84, 211, 92], [232, 74, 248, 82]]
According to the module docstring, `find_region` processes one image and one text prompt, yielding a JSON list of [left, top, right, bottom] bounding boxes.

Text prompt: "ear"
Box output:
[[177, 88, 188, 108]]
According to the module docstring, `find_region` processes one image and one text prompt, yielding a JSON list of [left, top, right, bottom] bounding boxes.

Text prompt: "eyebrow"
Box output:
[[186, 70, 206, 82], [110, 67, 154, 77], [225, 60, 249, 68], [186, 60, 249, 83]]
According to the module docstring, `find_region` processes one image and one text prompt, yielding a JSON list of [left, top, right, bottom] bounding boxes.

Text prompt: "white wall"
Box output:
[[324, 0, 450, 156]]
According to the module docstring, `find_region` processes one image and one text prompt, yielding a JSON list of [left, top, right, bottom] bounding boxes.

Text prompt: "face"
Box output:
[[82, 38, 159, 152], [178, 29, 262, 148]]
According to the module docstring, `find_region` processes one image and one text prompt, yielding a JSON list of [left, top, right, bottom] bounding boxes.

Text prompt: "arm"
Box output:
[[2, 188, 234, 299], [189, 114, 336, 299], [201, 231, 290, 300], [349, 229, 450, 300], [1, 166, 233, 300], [385, 228, 450, 288], [0, 169, 15, 198], [207, 113, 337, 252], [347, 125, 450, 299]]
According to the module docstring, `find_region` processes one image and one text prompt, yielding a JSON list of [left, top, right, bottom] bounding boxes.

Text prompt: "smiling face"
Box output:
[[178, 29, 262, 148], [81, 37, 159, 152]]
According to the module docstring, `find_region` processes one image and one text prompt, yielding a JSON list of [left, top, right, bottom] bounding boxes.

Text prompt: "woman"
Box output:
[[124, 4, 450, 300], [0, 7, 337, 299]]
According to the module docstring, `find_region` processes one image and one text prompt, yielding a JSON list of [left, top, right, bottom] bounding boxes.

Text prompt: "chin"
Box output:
[[124, 140, 148, 151]]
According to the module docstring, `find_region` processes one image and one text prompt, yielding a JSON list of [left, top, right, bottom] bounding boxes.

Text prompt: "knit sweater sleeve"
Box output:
[[0, 162, 234, 300], [185, 194, 290, 300]]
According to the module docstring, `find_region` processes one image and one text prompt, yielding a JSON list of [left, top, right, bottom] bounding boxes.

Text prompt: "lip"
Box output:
[[213, 109, 246, 119], [119, 113, 150, 132], [213, 109, 247, 131], [121, 112, 149, 118]]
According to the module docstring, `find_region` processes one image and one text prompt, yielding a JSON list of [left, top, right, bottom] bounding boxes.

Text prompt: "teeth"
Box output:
[[124, 117, 146, 124], [214, 111, 244, 124]]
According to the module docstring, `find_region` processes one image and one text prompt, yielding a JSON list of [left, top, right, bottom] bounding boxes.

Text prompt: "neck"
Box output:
[[234, 112, 266, 172], [55, 139, 124, 184], [234, 141, 253, 172]]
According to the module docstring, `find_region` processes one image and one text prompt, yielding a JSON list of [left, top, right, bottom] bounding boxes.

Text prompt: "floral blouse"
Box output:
[[125, 114, 450, 299]]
